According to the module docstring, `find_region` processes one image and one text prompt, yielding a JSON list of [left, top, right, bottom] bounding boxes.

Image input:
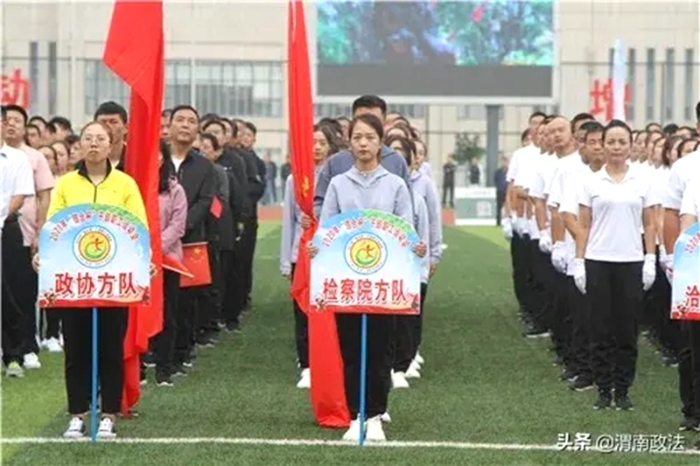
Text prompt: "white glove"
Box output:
[[642, 253, 657, 291], [551, 241, 567, 273], [502, 217, 513, 240], [538, 230, 552, 254], [572, 258, 586, 295], [659, 248, 673, 283], [514, 217, 528, 238]]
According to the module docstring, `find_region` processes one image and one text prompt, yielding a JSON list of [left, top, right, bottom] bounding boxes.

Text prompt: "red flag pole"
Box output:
[[103, 0, 165, 415], [287, 0, 350, 428]]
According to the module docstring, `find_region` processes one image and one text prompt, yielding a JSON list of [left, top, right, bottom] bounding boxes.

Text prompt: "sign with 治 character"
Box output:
[[310, 209, 422, 315], [37, 203, 151, 308], [671, 222, 700, 320]]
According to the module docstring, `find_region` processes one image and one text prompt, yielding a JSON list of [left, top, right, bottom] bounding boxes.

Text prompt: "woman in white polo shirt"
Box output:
[[572, 119, 659, 411]]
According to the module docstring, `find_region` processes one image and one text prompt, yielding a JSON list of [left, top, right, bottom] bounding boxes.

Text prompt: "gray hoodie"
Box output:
[[319, 165, 413, 226], [314, 145, 411, 217], [413, 194, 430, 283], [409, 170, 443, 263]]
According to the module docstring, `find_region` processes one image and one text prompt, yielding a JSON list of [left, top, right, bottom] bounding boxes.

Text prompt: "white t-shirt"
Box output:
[[559, 168, 596, 275], [546, 151, 583, 208], [579, 165, 659, 263], [663, 150, 700, 210], [679, 178, 700, 218], [0, 144, 35, 229]]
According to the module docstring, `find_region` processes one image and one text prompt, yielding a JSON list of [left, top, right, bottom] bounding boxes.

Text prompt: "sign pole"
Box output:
[[90, 307, 99, 442], [358, 313, 368, 446]]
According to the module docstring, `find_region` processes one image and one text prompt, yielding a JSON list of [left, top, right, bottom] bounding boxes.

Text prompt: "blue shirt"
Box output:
[[494, 168, 507, 192]]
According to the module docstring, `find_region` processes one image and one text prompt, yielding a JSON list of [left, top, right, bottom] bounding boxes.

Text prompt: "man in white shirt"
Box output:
[[0, 105, 35, 378], [505, 111, 545, 334], [543, 115, 582, 380]]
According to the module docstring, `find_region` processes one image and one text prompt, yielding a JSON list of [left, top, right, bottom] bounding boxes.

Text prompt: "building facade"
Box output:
[[1, 1, 699, 183]]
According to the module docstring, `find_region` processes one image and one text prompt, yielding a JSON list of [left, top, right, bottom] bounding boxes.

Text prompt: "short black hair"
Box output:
[[49, 116, 72, 132], [352, 95, 387, 116], [201, 113, 219, 122], [582, 121, 604, 140], [202, 119, 227, 134], [520, 128, 530, 143], [244, 121, 257, 135], [26, 123, 40, 133], [0, 105, 6, 120], [663, 123, 679, 135], [603, 119, 633, 142], [3, 104, 28, 124], [161, 108, 172, 118], [529, 111, 547, 122], [65, 134, 80, 146], [221, 118, 238, 138], [94, 101, 128, 123], [349, 113, 384, 141], [28, 115, 47, 128], [696, 101, 700, 122], [200, 132, 220, 151], [169, 105, 199, 123]]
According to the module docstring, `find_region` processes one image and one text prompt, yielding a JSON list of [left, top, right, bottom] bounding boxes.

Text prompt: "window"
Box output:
[[29, 42, 39, 113], [314, 103, 352, 118], [645, 48, 655, 121], [48, 42, 57, 115], [663, 48, 675, 122], [387, 104, 426, 119], [457, 105, 503, 120], [627, 48, 636, 121], [83, 60, 129, 115], [84, 59, 283, 118], [194, 61, 283, 118], [685, 49, 695, 122]]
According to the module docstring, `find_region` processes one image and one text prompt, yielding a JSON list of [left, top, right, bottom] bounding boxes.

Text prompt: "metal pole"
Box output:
[[485, 105, 501, 188]]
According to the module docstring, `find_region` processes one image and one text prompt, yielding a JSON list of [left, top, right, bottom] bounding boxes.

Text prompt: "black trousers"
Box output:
[[241, 218, 259, 306], [496, 190, 506, 226], [154, 271, 179, 376], [550, 272, 573, 366], [220, 250, 242, 326], [62, 308, 127, 414], [290, 264, 309, 368], [412, 283, 429, 356], [644, 252, 680, 355], [41, 308, 61, 339], [678, 321, 700, 418], [442, 183, 454, 207], [586, 260, 642, 394], [510, 234, 532, 316], [195, 243, 221, 337], [2, 221, 38, 355], [568, 277, 592, 381], [336, 313, 393, 419], [174, 287, 196, 365], [528, 241, 552, 331], [1, 279, 23, 366]]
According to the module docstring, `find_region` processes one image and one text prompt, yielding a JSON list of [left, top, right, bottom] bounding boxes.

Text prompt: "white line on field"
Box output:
[[0, 437, 698, 455]]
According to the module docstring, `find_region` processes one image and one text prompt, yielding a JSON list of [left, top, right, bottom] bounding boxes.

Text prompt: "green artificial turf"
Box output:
[[2, 225, 698, 465]]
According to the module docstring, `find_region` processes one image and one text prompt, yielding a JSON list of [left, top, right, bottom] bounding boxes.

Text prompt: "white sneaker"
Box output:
[[5, 362, 24, 378], [296, 368, 311, 389], [96, 417, 117, 439], [409, 359, 422, 372], [365, 415, 386, 441], [405, 366, 421, 379], [45, 337, 63, 353], [392, 371, 410, 388], [342, 419, 361, 442], [415, 352, 425, 364], [380, 412, 391, 423], [23, 353, 41, 369], [40, 339, 49, 350], [63, 417, 85, 439]]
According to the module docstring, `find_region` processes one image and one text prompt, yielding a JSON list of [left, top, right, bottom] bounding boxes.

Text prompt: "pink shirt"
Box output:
[[19, 144, 55, 246]]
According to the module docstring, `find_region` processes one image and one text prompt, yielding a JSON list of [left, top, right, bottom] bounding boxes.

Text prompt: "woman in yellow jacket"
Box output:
[[36, 121, 147, 440]]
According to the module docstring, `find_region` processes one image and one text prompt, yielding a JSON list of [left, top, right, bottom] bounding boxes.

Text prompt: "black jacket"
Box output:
[[233, 147, 266, 217], [172, 149, 216, 244], [217, 148, 251, 221], [209, 163, 236, 251]]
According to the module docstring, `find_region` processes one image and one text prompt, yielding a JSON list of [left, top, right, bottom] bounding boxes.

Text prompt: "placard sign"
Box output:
[[671, 222, 700, 321], [310, 209, 422, 315], [37, 203, 151, 308]]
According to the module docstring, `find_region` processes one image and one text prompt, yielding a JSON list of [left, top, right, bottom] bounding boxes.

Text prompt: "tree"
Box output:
[[452, 132, 485, 165]]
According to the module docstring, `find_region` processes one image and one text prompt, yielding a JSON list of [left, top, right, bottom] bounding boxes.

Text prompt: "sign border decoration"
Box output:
[[671, 222, 700, 321], [37, 203, 152, 308]]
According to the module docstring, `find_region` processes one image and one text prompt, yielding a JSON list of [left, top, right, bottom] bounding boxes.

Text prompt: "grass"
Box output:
[[1, 224, 698, 465]]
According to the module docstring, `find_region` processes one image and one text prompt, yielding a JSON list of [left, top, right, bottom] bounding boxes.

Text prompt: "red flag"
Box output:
[[162, 253, 193, 278], [103, 0, 165, 415], [179, 243, 212, 288], [210, 196, 222, 219], [287, 0, 350, 428]]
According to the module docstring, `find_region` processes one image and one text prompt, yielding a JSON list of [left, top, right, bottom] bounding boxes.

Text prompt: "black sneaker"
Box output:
[[525, 327, 550, 338], [142, 352, 156, 368], [594, 390, 613, 410], [156, 372, 174, 387], [553, 355, 564, 367], [172, 365, 188, 377], [614, 392, 634, 411], [569, 377, 594, 392], [679, 416, 700, 431], [182, 356, 194, 368], [560, 367, 578, 382]]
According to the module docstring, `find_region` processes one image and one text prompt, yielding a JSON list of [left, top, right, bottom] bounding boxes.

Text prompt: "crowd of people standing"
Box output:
[[502, 106, 700, 449]]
